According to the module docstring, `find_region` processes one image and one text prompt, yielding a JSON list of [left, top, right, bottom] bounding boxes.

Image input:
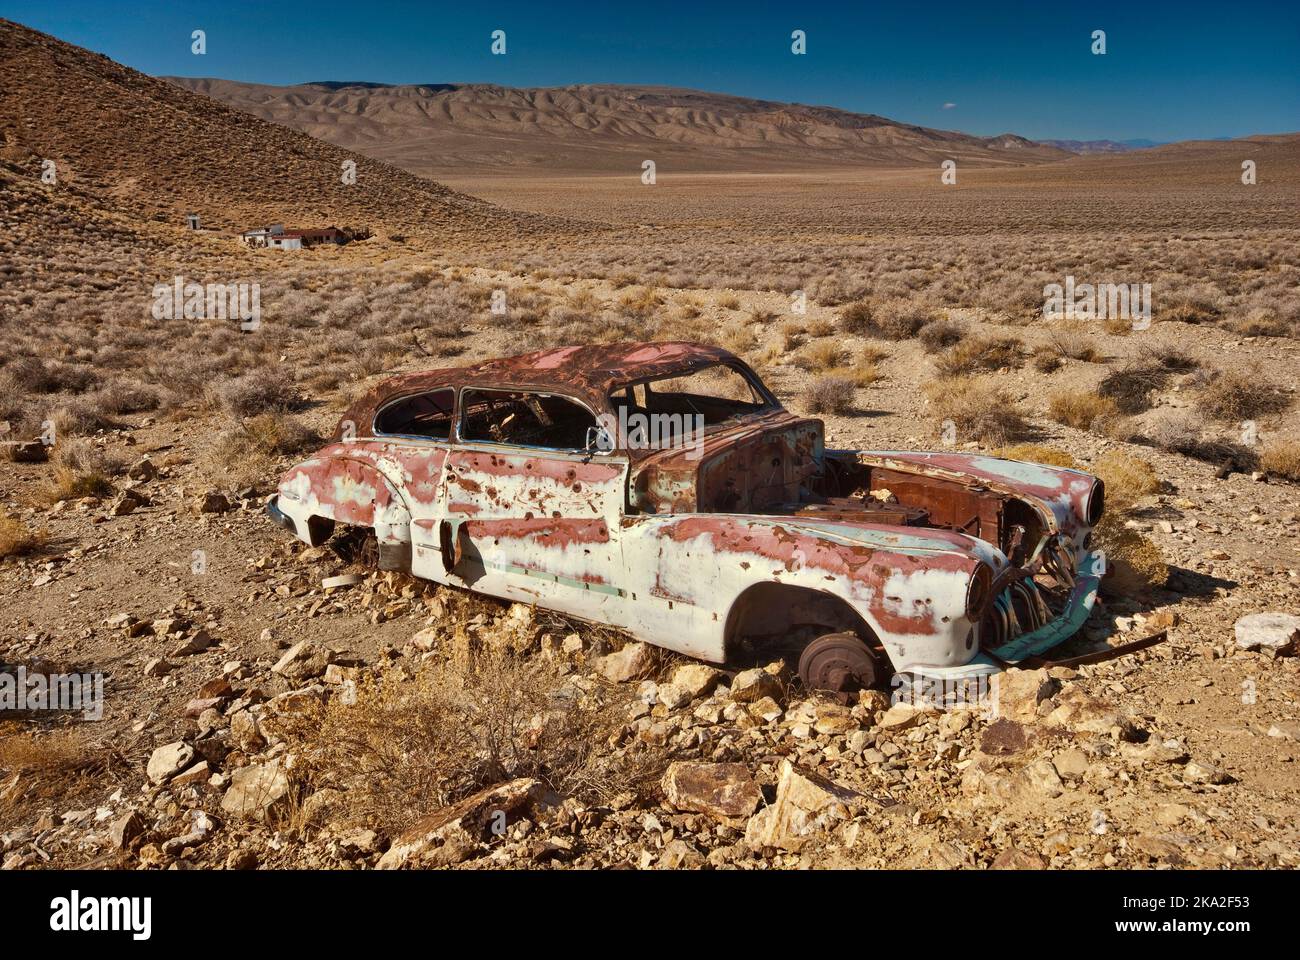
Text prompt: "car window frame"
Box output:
[[372, 385, 457, 443], [454, 386, 613, 455]]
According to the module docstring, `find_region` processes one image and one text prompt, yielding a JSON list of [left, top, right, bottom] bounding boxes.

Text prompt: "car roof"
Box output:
[[342, 341, 746, 429]]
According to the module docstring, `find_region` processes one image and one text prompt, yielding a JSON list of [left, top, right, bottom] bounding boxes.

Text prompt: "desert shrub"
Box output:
[[1097, 363, 1170, 414], [1162, 286, 1223, 324], [869, 298, 936, 340], [1047, 390, 1121, 432], [716, 293, 741, 311], [1047, 328, 1102, 362], [918, 320, 965, 353], [838, 300, 875, 334], [803, 375, 856, 414], [1195, 371, 1291, 421], [934, 336, 1023, 377], [205, 413, 322, 488], [994, 445, 1077, 468], [0, 514, 48, 559], [1092, 451, 1160, 505], [805, 318, 834, 338], [1031, 346, 1063, 373], [924, 376, 1029, 445], [1261, 440, 1300, 481], [292, 647, 658, 835], [719, 322, 757, 354], [794, 340, 848, 372], [1136, 341, 1198, 373], [93, 380, 161, 415], [218, 367, 299, 417]]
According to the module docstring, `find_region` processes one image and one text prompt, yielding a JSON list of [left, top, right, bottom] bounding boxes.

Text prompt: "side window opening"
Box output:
[[460, 389, 597, 451], [374, 387, 455, 440]]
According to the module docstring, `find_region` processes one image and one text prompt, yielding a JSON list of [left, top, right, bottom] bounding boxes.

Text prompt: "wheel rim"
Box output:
[[798, 632, 878, 695]]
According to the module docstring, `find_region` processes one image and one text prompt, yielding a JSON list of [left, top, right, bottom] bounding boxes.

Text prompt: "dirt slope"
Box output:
[[0, 20, 574, 243]]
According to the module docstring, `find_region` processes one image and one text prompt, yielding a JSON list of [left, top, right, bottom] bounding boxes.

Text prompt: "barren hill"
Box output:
[[168, 77, 1073, 177], [0, 20, 569, 244]]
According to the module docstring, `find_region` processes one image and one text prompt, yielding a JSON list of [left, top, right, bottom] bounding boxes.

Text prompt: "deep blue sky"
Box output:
[[3, 0, 1296, 141]]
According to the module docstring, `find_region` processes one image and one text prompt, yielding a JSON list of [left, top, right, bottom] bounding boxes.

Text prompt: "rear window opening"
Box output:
[[609, 363, 775, 429]]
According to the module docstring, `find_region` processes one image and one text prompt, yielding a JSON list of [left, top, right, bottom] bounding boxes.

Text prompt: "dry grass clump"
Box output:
[[1047, 390, 1121, 432], [93, 380, 162, 415], [1162, 286, 1223, 325], [1260, 439, 1300, 481], [0, 727, 120, 820], [1047, 327, 1102, 362], [840, 298, 934, 340], [803, 375, 856, 414], [217, 367, 299, 418], [0, 514, 48, 559], [994, 445, 1077, 468], [918, 320, 965, 353], [1092, 450, 1161, 503], [924, 376, 1029, 445], [1194, 370, 1291, 422], [794, 340, 849, 372], [204, 412, 321, 488], [1083, 451, 1167, 592], [293, 647, 657, 835], [716, 293, 741, 311], [934, 335, 1023, 377], [1031, 346, 1063, 373], [34, 440, 120, 504]]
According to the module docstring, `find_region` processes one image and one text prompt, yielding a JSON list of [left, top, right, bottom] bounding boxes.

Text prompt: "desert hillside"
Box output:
[[0, 19, 571, 243], [168, 77, 1073, 176]]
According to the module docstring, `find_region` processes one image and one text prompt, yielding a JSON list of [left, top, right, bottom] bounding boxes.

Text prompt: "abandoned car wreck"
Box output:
[[267, 342, 1107, 693]]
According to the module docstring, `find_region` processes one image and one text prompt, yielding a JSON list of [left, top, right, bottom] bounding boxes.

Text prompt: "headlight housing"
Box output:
[[966, 562, 993, 619], [1084, 479, 1105, 526]]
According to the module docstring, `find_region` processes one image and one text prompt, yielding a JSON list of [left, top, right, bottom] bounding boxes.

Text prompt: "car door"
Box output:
[[363, 386, 455, 574], [435, 387, 629, 626]]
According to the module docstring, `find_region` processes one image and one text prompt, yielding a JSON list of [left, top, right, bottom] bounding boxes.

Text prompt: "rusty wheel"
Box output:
[[798, 632, 879, 696]]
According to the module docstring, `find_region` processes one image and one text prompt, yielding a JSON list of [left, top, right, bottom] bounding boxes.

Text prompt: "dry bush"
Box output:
[[1097, 363, 1170, 414], [1092, 450, 1160, 506], [1136, 341, 1198, 373], [0, 727, 119, 819], [1195, 371, 1291, 422], [93, 380, 161, 415], [918, 320, 965, 353], [218, 367, 299, 417], [204, 413, 321, 489], [1162, 287, 1223, 325], [716, 293, 741, 310], [1097, 525, 1169, 593], [1048, 328, 1102, 362], [0, 514, 48, 559], [865, 298, 936, 340], [925, 377, 1029, 445], [778, 320, 804, 351], [794, 340, 848, 372], [838, 300, 875, 335], [994, 445, 1077, 468], [803, 375, 856, 414], [805, 318, 834, 338], [1260, 440, 1300, 481], [292, 647, 657, 835], [1031, 346, 1063, 373], [33, 440, 120, 504], [1047, 390, 1121, 432], [934, 336, 1023, 377], [718, 322, 758, 355], [747, 307, 776, 325]]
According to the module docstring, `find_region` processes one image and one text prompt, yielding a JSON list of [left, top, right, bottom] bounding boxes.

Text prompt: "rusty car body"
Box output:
[[267, 342, 1106, 691]]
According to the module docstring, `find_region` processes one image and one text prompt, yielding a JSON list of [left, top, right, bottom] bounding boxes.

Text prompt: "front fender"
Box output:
[[629, 513, 985, 670]]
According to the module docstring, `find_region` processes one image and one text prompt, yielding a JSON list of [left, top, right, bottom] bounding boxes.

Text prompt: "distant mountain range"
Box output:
[[166, 78, 1075, 176]]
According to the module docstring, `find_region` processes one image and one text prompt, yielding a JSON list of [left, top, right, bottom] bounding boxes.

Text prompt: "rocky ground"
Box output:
[[2, 400, 1298, 871]]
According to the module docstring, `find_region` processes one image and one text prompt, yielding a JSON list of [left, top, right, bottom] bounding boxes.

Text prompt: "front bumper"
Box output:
[[266, 495, 296, 535], [911, 550, 1103, 681]]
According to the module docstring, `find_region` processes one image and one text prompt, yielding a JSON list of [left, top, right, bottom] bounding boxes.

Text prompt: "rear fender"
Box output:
[[275, 456, 412, 556]]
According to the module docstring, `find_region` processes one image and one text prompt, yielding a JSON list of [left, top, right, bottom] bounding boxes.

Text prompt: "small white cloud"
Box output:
[[942, 102, 956, 110]]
